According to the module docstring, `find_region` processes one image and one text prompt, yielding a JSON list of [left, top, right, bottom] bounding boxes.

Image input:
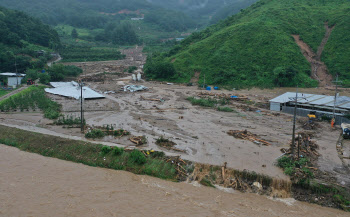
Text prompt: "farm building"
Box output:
[[270, 92, 350, 124], [0, 72, 26, 88], [45, 81, 105, 100]]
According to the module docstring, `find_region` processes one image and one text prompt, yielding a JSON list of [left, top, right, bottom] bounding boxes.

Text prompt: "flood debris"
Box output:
[[197, 92, 248, 100], [166, 156, 188, 180], [130, 136, 147, 146], [156, 136, 185, 153], [124, 85, 148, 92], [140, 95, 164, 102], [284, 132, 319, 160], [298, 117, 321, 130], [227, 130, 271, 146]]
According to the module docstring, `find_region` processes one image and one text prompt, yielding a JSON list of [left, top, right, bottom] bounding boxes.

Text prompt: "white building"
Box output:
[[0, 72, 26, 88]]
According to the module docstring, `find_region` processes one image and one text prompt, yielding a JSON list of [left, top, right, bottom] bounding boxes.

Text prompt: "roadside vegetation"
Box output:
[[0, 86, 61, 119], [0, 125, 178, 180], [0, 88, 13, 97]]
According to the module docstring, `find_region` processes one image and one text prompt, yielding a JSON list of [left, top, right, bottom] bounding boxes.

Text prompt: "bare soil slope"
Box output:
[[293, 23, 334, 87]]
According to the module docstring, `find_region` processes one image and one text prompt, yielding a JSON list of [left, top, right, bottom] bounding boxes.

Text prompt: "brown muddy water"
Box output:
[[0, 145, 347, 217]]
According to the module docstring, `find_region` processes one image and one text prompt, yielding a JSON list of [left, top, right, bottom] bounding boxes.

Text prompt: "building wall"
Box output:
[[270, 102, 281, 111], [8, 77, 23, 87], [281, 106, 350, 125]]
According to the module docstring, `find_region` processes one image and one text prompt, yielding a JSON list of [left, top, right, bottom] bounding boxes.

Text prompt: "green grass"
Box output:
[[60, 45, 125, 62], [0, 89, 14, 97], [186, 97, 218, 108], [0, 125, 178, 180], [148, 0, 350, 88], [217, 106, 235, 112], [0, 86, 61, 119]]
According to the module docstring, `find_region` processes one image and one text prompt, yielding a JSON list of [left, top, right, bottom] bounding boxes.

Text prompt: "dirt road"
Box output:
[[1, 144, 347, 217]]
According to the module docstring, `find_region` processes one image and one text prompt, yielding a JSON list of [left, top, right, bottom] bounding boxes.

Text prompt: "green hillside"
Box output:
[[147, 0, 258, 24], [0, 0, 195, 32], [145, 0, 350, 88], [0, 6, 60, 73]]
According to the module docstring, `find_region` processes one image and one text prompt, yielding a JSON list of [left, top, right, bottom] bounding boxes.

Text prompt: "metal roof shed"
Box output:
[[45, 82, 105, 99]]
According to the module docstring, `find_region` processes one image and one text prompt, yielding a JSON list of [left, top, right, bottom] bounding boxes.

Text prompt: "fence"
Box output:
[[281, 106, 350, 125]]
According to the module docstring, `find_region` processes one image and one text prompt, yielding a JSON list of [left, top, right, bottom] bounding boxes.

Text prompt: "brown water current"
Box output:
[[0, 145, 348, 217]]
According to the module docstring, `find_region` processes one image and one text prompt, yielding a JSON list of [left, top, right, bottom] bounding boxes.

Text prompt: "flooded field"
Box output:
[[0, 144, 347, 217]]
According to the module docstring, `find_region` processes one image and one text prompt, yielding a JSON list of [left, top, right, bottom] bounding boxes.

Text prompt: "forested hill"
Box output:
[[146, 0, 258, 24], [0, 6, 59, 48], [0, 0, 195, 31], [145, 0, 350, 88], [0, 6, 60, 72]]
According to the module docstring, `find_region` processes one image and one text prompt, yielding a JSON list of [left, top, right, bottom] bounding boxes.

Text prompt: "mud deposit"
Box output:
[[0, 145, 347, 217]]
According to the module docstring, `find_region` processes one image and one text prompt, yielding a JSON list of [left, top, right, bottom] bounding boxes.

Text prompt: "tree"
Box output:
[[71, 28, 78, 39], [144, 58, 176, 79]]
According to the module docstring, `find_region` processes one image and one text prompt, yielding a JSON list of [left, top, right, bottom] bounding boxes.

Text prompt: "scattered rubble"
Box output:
[[155, 136, 185, 153], [124, 85, 148, 92], [130, 136, 147, 146], [298, 117, 321, 130], [197, 92, 248, 101], [227, 130, 271, 146]]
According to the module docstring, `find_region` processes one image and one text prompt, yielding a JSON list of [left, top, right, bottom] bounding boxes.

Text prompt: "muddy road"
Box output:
[[1, 144, 347, 217]]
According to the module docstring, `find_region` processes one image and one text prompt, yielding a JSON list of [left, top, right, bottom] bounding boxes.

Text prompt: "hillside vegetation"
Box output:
[[0, 0, 195, 32], [145, 0, 350, 88], [147, 0, 259, 24], [0, 6, 60, 73]]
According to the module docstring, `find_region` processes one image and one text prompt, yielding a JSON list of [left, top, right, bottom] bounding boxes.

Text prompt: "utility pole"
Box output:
[[290, 86, 306, 158], [14, 58, 19, 87], [203, 73, 206, 88], [332, 74, 342, 119], [291, 88, 298, 157], [80, 80, 84, 133]]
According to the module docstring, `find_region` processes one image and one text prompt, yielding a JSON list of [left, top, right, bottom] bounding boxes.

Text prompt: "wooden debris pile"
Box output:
[[130, 136, 147, 146], [140, 96, 164, 102], [288, 132, 320, 160], [166, 156, 188, 180], [197, 92, 248, 100], [155, 136, 186, 153], [298, 118, 321, 130], [227, 130, 271, 146]]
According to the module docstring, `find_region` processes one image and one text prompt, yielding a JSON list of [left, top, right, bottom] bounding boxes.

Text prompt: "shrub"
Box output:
[[85, 129, 105, 139], [186, 97, 218, 107], [44, 109, 61, 120], [217, 106, 234, 112], [128, 66, 137, 73], [129, 149, 147, 165], [200, 178, 215, 188], [112, 147, 124, 156], [101, 146, 112, 154]]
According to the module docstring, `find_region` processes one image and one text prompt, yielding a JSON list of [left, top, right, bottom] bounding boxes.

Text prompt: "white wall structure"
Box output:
[[8, 77, 23, 87], [0, 73, 26, 88]]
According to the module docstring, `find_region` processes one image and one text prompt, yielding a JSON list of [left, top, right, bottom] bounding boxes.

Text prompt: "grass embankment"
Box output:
[[0, 89, 14, 97], [0, 86, 61, 119], [278, 156, 350, 211], [146, 0, 350, 88], [0, 125, 177, 180]]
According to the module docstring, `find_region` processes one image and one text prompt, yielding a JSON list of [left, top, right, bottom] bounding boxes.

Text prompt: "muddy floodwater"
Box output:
[[0, 145, 347, 217]]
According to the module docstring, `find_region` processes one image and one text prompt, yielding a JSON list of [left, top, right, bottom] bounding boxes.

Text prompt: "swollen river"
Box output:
[[0, 145, 347, 217]]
